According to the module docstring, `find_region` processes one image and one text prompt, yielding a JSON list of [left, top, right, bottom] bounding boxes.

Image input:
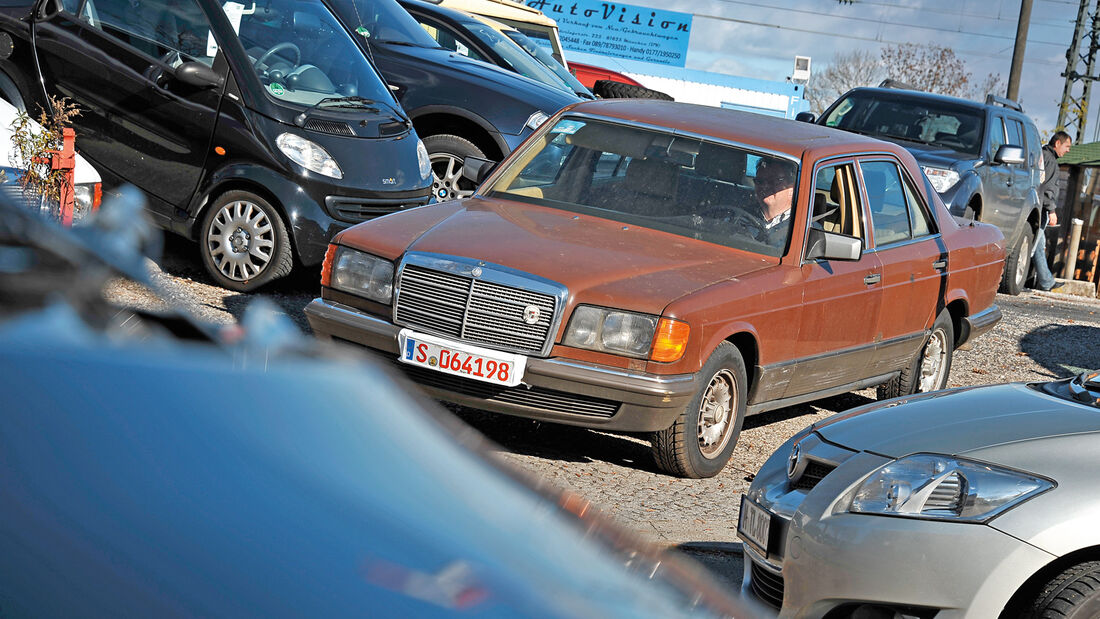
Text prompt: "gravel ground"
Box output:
[[110, 235, 1100, 547]]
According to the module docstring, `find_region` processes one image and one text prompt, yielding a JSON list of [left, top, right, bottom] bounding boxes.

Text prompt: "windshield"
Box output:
[[221, 0, 395, 107], [457, 20, 574, 94], [823, 92, 985, 156], [327, 0, 440, 47], [486, 117, 799, 257], [505, 30, 590, 97]]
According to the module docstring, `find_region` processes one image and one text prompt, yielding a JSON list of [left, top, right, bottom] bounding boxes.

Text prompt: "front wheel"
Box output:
[[878, 308, 954, 399], [651, 342, 746, 478], [423, 134, 485, 202], [1026, 561, 1100, 618], [1000, 228, 1033, 295], [199, 190, 292, 292]]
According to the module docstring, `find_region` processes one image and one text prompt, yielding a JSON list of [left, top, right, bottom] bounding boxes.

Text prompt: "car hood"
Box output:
[[338, 197, 773, 315], [867, 135, 973, 169], [812, 383, 1100, 458]]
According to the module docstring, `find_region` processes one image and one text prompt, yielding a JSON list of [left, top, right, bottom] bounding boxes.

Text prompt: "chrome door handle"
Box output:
[[864, 273, 882, 285], [933, 260, 947, 270]]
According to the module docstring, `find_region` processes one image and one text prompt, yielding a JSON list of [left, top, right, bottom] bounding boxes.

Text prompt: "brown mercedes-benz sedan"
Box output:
[[305, 100, 1006, 478]]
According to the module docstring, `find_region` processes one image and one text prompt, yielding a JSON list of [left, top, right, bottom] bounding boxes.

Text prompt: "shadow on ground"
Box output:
[[1020, 323, 1100, 378]]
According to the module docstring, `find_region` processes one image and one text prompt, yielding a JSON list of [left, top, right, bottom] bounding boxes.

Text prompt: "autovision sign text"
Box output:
[[525, 1, 692, 67]]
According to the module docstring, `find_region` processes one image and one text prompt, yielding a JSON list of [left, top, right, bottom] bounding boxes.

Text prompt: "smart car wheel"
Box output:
[[999, 228, 1032, 295], [878, 308, 954, 399], [651, 342, 746, 478], [423, 134, 485, 202], [1027, 561, 1100, 618], [199, 190, 292, 292]]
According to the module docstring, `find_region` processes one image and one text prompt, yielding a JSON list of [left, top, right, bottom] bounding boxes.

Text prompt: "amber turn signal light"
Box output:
[[650, 318, 689, 362], [320, 244, 337, 287]]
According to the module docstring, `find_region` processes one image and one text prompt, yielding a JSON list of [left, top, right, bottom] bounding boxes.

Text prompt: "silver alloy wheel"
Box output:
[[1015, 233, 1031, 289], [430, 153, 474, 201], [205, 199, 276, 282], [697, 369, 736, 458], [917, 328, 949, 392]]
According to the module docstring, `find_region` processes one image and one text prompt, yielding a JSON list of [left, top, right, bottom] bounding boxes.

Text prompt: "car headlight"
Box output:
[[277, 133, 343, 179], [329, 246, 393, 303], [74, 182, 101, 213], [563, 305, 657, 358], [526, 110, 550, 131], [845, 453, 1053, 522], [921, 166, 960, 193], [416, 139, 431, 180]]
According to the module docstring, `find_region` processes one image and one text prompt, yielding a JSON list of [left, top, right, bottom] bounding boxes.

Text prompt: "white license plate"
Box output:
[[738, 495, 771, 553], [398, 329, 527, 388]]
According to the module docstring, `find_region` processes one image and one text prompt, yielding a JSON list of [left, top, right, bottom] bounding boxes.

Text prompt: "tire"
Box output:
[[593, 79, 673, 101], [1027, 561, 1100, 618], [423, 134, 485, 202], [199, 190, 292, 292], [999, 227, 1033, 295], [650, 342, 746, 478], [878, 308, 954, 399]]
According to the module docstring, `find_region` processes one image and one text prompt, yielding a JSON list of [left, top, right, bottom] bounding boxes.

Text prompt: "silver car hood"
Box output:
[[813, 383, 1100, 458]]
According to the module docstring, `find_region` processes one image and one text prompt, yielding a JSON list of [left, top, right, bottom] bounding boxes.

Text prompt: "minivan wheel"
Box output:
[[1027, 561, 1100, 618], [878, 309, 954, 399], [423, 134, 485, 202], [650, 342, 746, 479], [199, 190, 292, 292], [999, 229, 1032, 295]]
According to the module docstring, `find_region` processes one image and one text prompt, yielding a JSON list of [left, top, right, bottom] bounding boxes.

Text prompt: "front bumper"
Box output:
[[741, 440, 1055, 618], [305, 297, 697, 432]]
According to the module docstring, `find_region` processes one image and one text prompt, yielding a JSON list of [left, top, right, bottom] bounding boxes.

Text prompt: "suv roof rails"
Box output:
[[985, 94, 1024, 112], [878, 78, 919, 91]]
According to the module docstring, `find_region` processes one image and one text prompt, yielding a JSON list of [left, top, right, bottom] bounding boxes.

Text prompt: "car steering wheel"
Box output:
[[256, 42, 301, 71]]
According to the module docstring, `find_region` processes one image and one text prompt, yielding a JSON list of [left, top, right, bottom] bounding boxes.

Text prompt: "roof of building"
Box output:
[[1059, 141, 1100, 166]]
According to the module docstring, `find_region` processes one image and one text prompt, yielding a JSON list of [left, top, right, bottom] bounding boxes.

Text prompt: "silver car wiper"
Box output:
[[1068, 371, 1100, 405]]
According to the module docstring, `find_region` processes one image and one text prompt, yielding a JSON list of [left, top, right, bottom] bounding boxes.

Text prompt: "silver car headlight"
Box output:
[[846, 453, 1053, 522], [921, 166, 959, 193], [563, 305, 657, 358], [416, 139, 431, 180], [277, 132, 343, 179], [329, 247, 393, 303], [526, 110, 550, 131], [74, 182, 100, 213]]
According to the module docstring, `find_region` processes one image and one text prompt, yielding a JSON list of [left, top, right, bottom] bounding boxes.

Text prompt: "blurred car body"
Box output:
[[305, 99, 1005, 478], [741, 373, 1100, 618]]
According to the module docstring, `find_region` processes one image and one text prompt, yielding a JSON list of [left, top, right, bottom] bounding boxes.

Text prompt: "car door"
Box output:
[[982, 113, 1015, 233], [30, 0, 224, 217], [783, 160, 883, 398], [859, 158, 945, 375]]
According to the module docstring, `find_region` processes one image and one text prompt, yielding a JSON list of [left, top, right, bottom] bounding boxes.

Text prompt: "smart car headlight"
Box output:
[[329, 247, 393, 303], [416, 139, 431, 180], [921, 166, 959, 193], [846, 453, 1053, 522], [563, 305, 657, 358], [277, 132, 343, 179]]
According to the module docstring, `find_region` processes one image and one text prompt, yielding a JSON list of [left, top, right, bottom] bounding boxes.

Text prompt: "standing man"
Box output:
[[1033, 131, 1072, 291]]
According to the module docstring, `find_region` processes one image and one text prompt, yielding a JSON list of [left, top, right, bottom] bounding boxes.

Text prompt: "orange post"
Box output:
[[56, 128, 76, 227]]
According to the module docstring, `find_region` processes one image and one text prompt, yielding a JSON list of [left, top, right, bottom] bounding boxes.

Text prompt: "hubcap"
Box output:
[[1015, 234, 1031, 288], [917, 328, 949, 392], [697, 369, 737, 459], [430, 152, 476, 201], [206, 200, 275, 282]]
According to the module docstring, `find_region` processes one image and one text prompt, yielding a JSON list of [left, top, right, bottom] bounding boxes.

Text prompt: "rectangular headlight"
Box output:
[[563, 305, 657, 358], [329, 247, 394, 303]]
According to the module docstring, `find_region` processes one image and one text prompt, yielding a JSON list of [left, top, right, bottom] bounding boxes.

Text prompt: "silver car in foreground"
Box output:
[[739, 372, 1100, 618]]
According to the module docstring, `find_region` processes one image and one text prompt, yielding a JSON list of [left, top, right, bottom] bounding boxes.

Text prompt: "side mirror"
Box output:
[[175, 62, 224, 89], [461, 156, 495, 185], [795, 111, 816, 123], [993, 144, 1025, 165], [805, 227, 862, 261]]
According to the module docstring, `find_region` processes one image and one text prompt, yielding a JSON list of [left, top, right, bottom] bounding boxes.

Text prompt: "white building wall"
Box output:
[[624, 73, 793, 116]]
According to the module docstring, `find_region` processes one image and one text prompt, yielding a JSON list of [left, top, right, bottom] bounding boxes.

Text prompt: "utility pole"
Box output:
[[1057, 0, 1099, 142], [1007, 0, 1032, 101]]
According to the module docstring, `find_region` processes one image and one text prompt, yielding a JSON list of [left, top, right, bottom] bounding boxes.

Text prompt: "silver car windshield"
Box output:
[[486, 117, 799, 257]]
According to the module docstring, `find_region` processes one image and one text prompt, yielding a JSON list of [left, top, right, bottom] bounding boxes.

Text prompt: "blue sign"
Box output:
[[525, 1, 692, 67]]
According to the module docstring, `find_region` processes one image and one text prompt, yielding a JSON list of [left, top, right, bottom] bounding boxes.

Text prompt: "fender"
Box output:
[[409, 104, 509, 156], [941, 169, 985, 216]]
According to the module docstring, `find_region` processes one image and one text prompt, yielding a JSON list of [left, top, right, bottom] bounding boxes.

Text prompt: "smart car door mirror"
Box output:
[[805, 227, 862, 261], [462, 156, 495, 185], [795, 111, 816, 123], [174, 62, 224, 89], [993, 144, 1025, 165]]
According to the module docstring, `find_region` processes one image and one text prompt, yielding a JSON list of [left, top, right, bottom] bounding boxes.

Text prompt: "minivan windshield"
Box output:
[[219, 0, 396, 107], [486, 116, 799, 257], [823, 92, 985, 156]]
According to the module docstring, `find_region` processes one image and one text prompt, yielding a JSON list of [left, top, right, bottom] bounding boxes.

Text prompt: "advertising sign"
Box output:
[[524, 1, 693, 67]]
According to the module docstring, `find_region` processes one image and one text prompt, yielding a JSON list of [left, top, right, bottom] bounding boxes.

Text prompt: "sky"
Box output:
[[568, 0, 1090, 141]]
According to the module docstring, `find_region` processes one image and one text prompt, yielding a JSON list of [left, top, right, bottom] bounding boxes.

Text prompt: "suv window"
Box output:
[[988, 116, 1007, 158], [1006, 118, 1025, 149], [416, 15, 487, 61]]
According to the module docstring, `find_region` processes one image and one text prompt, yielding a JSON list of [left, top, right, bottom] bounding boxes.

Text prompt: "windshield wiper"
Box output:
[[1067, 371, 1100, 405]]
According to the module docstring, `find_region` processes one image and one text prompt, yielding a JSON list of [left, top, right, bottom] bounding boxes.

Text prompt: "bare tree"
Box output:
[[805, 49, 884, 114], [879, 43, 1002, 100], [969, 72, 1006, 102]]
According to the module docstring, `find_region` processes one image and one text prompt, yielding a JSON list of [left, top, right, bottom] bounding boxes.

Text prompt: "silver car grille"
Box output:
[[395, 263, 557, 355]]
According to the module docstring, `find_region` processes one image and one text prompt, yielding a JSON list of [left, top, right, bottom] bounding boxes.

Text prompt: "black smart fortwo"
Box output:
[[0, 0, 432, 290]]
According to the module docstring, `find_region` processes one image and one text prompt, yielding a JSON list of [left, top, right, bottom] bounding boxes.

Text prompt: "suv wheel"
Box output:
[[199, 190, 293, 292], [423, 134, 485, 202], [999, 228, 1033, 295]]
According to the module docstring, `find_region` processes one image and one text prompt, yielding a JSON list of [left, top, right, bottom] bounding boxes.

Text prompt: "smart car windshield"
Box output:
[[486, 116, 799, 257], [220, 0, 396, 107], [823, 92, 985, 156]]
